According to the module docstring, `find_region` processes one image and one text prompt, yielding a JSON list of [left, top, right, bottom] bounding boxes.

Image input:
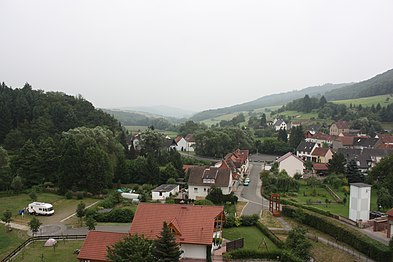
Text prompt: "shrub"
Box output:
[[65, 191, 73, 199], [95, 208, 134, 223], [282, 206, 392, 262], [240, 214, 259, 226], [228, 249, 281, 259], [255, 222, 284, 248], [76, 191, 84, 199]]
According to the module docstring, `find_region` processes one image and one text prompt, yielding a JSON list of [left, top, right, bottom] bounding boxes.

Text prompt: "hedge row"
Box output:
[[228, 249, 303, 262], [261, 192, 332, 217], [228, 249, 281, 259], [255, 221, 284, 248], [282, 205, 392, 262]]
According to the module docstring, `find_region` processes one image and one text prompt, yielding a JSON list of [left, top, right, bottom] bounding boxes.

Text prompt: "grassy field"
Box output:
[[381, 122, 393, 131], [223, 226, 278, 251], [281, 184, 379, 217], [0, 225, 28, 260], [332, 94, 393, 107], [13, 240, 83, 262], [275, 110, 319, 121], [0, 192, 97, 225]]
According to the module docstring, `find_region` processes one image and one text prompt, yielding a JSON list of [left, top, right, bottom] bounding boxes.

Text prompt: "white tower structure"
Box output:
[[349, 183, 371, 222]]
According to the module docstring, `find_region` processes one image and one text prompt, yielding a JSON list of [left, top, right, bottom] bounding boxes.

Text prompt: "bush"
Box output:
[[282, 206, 392, 262], [228, 249, 281, 259], [224, 215, 241, 228], [95, 208, 134, 223], [65, 191, 73, 199], [76, 191, 84, 199], [240, 214, 259, 226], [255, 222, 284, 248], [280, 250, 304, 262]]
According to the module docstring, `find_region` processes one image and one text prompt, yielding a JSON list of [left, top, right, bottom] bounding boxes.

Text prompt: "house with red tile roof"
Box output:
[[130, 203, 225, 261], [311, 147, 333, 164], [276, 152, 304, 177], [78, 231, 127, 262], [187, 160, 233, 200], [329, 120, 350, 136]]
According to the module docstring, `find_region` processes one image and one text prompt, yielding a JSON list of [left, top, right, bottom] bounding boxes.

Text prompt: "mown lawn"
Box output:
[[0, 225, 28, 260], [12, 240, 83, 262], [0, 193, 64, 220], [0, 192, 97, 225], [223, 226, 278, 251]]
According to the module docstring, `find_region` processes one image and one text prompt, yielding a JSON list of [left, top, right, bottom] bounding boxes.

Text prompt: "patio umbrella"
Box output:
[[44, 238, 57, 247]]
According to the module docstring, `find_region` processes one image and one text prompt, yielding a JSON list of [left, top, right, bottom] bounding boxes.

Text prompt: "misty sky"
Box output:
[[1, 1, 393, 112]]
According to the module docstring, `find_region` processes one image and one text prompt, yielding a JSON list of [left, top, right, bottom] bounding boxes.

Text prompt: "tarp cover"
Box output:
[[44, 238, 57, 247]]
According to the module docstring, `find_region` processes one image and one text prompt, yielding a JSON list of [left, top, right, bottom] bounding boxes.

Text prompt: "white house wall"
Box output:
[[189, 186, 232, 200], [279, 157, 304, 177], [349, 185, 371, 222], [181, 244, 207, 260]]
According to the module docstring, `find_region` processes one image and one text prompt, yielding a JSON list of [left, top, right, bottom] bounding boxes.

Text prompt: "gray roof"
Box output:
[[275, 119, 285, 126], [187, 166, 231, 187], [353, 137, 379, 148], [152, 184, 178, 192], [296, 141, 316, 154], [350, 183, 371, 188]]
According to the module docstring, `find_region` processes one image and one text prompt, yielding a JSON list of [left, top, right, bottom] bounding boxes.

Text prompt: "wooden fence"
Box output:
[[226, 238, 244, 252], [1, 234, 87, 262]]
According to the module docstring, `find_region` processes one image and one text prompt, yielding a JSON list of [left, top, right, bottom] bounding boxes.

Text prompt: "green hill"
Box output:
[[325, 68, 393, 101], [190, 83, 349, 122]]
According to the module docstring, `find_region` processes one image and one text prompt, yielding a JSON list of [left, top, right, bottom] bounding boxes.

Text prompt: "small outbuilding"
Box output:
[[151, 184, 179, 201], [349, 183, 371, 222]]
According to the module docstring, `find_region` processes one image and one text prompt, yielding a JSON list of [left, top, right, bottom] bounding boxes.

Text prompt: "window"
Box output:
[[204, 188, 207, 192], [159, 192, 163, 196], [194, 188, 198, 192]]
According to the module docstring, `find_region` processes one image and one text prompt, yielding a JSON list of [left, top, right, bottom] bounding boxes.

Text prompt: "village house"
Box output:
[[184, 134, 196, 152], [187, 161, 233, 200], [375, 133, 393, 149], [337, 148, 393, 173], [313, 163, 329, 176], [311, 147, 333, 163], [296, 141, 318, 161], [151, 184, 180, 201], [78, 231, 127, 262], [274, 119, 287, 131], [130, 203, 225, 261], [352, 137, 378, 150], [329, 120, 350, 136], [276, 152, 304, 177], [78, 204, 225, 262], [305, 132, 334, 147]]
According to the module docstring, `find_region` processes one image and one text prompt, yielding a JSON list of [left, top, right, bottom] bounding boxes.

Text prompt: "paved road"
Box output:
[[240, 162, 270, 216]]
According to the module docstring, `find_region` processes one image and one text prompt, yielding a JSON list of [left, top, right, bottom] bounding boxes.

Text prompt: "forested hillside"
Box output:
[[0, 83, 129, 194], [102, 109, 175, 130], [325, 69, 393, 101], [190, 83, 349, 121], [0, 82, 121, 147]]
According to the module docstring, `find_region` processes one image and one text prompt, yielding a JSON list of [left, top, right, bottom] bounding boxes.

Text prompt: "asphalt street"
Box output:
[[240, 162, 270, 216]]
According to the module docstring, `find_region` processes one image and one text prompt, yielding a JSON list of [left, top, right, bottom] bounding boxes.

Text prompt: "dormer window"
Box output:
[[203, 179, 215, 184]]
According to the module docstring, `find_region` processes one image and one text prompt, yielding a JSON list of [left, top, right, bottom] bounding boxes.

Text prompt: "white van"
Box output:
[[27, 202, 55, 216]]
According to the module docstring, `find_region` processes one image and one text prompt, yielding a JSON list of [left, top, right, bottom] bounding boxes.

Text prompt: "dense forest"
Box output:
[[0, 83, 198, 195], [325, 68, 393, 101]]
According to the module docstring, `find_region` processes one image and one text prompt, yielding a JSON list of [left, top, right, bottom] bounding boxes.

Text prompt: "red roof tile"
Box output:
[[334, 120, 350, 130], [130, 203, 224, 245], [78, 231, 127, 262], [387, 208, 393, 217], [313, 163, 328, 171], [311, 147, 330, 157], [336, 136, 355, 146], [378, 134, 393, 144]]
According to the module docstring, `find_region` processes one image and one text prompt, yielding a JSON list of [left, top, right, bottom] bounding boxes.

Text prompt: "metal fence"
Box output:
[[1, 234, 87, 262]]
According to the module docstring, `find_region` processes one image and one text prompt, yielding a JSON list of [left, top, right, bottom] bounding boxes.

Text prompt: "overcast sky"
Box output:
[[1, 1, 393, 112]]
